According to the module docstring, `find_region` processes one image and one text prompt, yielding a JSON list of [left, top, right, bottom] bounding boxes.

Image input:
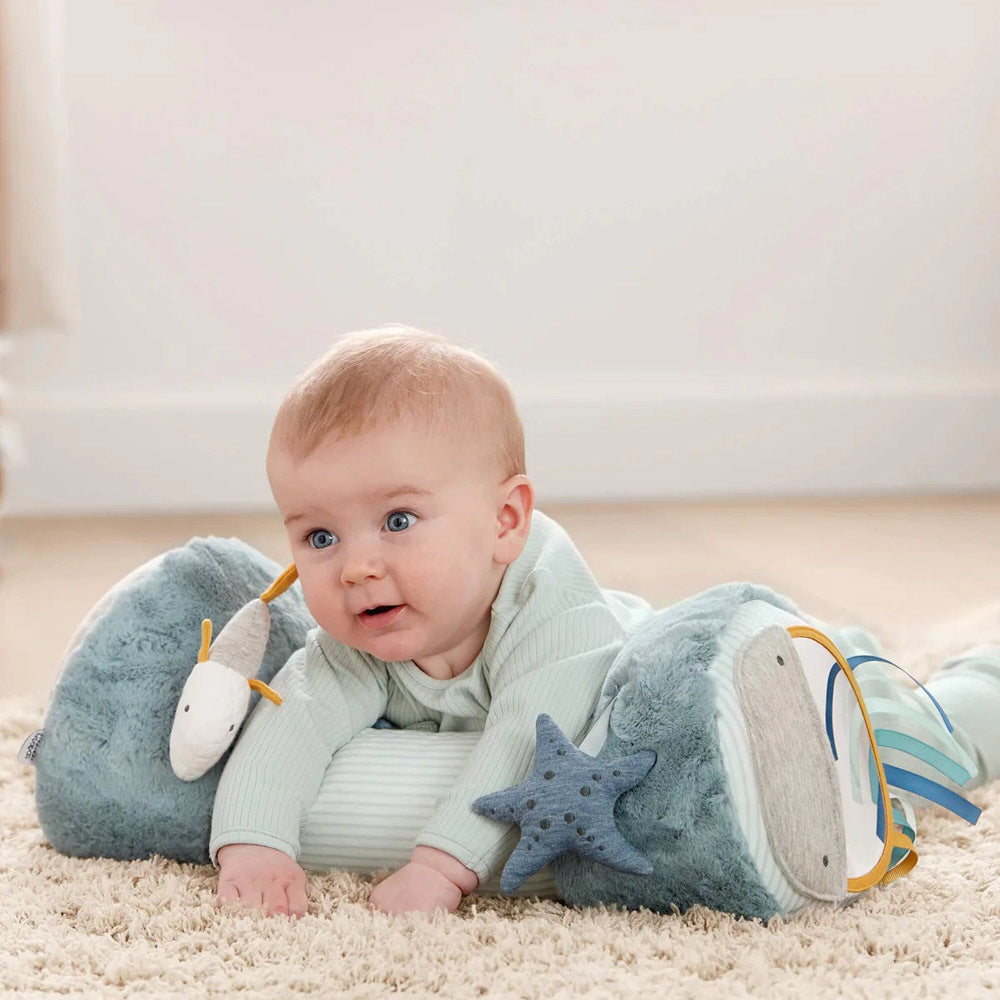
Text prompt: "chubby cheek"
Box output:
[[297, 574, 344, 634], [422, 564, 481, 617]]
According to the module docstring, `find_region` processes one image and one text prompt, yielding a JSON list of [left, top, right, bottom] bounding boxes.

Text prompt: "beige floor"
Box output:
[[1, 494, 998, 702]]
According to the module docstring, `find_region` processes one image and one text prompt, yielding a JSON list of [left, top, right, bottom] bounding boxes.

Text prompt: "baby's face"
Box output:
[[269, 421, 511, 678]]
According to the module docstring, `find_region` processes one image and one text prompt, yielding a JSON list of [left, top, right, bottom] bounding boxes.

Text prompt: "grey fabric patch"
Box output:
[[208, 598, 271, 677], [735, 626, 846, 902]]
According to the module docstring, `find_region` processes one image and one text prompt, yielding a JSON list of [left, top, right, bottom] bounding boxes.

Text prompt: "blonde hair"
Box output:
[[269, 325, 526, 478]]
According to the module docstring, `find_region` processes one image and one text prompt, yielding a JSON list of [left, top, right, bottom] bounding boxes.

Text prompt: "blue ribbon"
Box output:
[[882, 764, 982, 826], [846, 654, 954, 733]]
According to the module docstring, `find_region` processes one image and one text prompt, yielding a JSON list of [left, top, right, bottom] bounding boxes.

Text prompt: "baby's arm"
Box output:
[[210, 637, 389, 914], [413, 599, 628, 898], [216, 843, 309, 917], [369, 846, 478, 915]]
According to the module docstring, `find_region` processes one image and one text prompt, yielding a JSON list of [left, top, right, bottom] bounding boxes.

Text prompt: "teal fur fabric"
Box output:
[[551, 582, 800, 920], [34, 539, 314, 864]]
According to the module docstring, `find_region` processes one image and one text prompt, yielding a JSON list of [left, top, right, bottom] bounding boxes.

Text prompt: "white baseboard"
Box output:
[[4, 374, 999, 515]]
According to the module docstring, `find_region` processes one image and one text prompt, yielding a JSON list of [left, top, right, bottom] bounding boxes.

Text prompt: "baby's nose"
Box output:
[[340, 544, 384, 585]]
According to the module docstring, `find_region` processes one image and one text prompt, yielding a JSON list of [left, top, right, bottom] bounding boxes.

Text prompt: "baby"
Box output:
[[212, 325, 1000, 917], [211, 325, 654, 915]]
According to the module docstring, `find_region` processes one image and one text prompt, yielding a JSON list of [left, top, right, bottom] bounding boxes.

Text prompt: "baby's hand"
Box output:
[[216, 843, 308, 917], [369, 846, 478, 915]]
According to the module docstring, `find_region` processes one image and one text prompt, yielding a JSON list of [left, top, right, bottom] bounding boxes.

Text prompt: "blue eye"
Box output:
[[307, 529, 338, 549], [385, 511, 416, 533]]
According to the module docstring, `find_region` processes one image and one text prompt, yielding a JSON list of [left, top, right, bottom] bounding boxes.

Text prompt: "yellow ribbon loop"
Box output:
[[197, 619, 213, 663], [248, 678, 283, 706], [260, 564, 299, 604]]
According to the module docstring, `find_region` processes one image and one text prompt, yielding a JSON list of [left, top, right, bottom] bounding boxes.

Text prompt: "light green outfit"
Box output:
[[813, 626, 1000, 790], [210, 511, 654, 881], [926, 646, 1000, 787]]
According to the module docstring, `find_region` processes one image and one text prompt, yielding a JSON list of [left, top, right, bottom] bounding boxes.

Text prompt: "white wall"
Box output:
[[5, 0, 999, 514]]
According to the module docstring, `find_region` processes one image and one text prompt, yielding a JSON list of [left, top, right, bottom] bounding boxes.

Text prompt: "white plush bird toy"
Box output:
[[169, 564, 298, 781]]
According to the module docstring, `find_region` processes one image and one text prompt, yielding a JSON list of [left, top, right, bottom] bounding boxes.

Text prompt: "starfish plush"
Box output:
[[473, 714, 656, 893]]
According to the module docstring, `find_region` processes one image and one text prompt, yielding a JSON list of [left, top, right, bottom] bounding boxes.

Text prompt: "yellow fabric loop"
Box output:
[[197, 619, 213, 663], [787, 625, 908, 894], [248, 678, 283, 706], [879, 829, 918, 885], [260, 564, 299, 604]]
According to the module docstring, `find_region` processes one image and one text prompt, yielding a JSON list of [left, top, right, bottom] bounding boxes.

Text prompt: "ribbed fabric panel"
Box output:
[[298, 728, 557, 897], [299, 730, 480, 870], [711, 600, 810, 914], [210, 640, 387, 861]]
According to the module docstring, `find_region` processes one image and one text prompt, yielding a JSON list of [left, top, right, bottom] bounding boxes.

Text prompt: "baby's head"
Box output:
[[267, 326, 534, 677], [268, 325, 525, 482]]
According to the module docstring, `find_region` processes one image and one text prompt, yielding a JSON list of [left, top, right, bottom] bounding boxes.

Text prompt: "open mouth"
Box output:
[[357, 604, 406, 630]]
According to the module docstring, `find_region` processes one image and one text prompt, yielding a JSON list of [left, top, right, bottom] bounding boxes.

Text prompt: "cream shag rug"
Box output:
[[4, 605, 1000, 999]]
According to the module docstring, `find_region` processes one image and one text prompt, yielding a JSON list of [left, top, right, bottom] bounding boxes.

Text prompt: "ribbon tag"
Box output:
[[18, 729, 43, 766]]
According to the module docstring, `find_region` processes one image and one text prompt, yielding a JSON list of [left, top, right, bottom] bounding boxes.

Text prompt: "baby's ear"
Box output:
[[495, 475, 534, 565]]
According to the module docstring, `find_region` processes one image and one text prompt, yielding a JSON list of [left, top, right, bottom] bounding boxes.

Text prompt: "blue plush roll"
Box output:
[[33, 539, 314, 863], [29, 542, 977, 918]]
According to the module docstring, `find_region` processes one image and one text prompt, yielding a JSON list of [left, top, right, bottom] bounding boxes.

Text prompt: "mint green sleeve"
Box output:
[[210, 631, 389, 863], [414, 576, 628, 882]]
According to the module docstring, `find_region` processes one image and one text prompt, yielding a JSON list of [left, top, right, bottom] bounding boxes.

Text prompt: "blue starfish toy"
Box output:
[[473, 714, 656, 893]]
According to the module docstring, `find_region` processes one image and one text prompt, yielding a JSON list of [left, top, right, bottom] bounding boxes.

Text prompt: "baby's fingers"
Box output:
[[256, 875, 307, 917], [286, 879, 309, 918], [262, 879, 294, 916], [217, 877, 260, 911]]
